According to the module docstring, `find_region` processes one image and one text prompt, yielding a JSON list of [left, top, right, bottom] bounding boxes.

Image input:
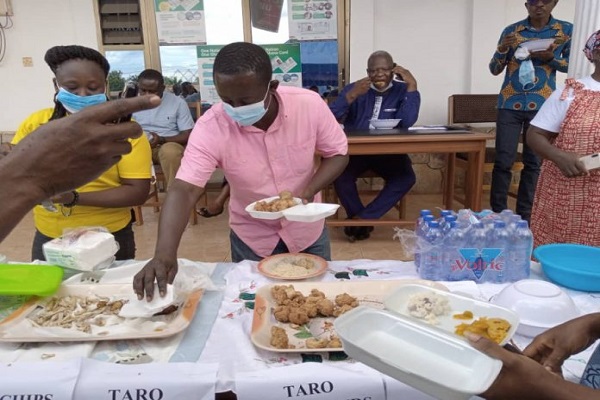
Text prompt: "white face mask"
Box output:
[[222, 84, 271, 126], [370, 81, 393, 93]]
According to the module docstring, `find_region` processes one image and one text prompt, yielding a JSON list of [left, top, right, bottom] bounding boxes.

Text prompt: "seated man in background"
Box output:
[[329, 50, 420, 241], [133, 69, 195, 189], [181, 81, 201, 103]]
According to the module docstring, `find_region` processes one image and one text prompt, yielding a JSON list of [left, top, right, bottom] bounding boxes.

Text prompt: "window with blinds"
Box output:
[[98, 0, 143, 45]]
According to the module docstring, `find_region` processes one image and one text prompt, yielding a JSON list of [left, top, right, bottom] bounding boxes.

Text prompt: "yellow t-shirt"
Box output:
[[12, 108, 152, 238]]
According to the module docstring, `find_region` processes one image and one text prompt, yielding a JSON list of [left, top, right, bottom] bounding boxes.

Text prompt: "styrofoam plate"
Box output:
[[281, 203, 340, 222], [245, 196, 302, 220], [519, 38, 554, 52], [383, 284, 519, 346]]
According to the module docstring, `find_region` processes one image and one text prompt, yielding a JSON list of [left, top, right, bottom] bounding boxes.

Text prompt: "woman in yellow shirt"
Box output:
[[12, 45, 151, 261]]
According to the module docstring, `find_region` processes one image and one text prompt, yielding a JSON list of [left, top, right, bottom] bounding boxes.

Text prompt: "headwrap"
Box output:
[[583, 29, 600, 62]]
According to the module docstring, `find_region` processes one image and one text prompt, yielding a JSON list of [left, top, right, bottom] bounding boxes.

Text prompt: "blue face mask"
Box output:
[[222, 85, 271, 126], [56, 87, 107, 113], [518, 60, 536, 91]]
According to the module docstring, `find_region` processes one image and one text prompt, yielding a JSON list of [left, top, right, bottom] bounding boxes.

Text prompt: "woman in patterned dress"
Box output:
[[527, 30, 600, 248]]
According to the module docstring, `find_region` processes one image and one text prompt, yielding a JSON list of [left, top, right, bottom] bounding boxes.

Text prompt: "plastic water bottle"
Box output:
[[467, 222, 488, 283], [443, 221, 468, 281], [507, 214, 522, 234], [441, 215, 457, 235], [499, 209, 514, 224], [416, 209, 433, 230], [510, 220, 533, 281], [419, 221, 444, 281], [487, 220, 510, 283], [438, 210, 453, 223], [415, 214, 435, 271]]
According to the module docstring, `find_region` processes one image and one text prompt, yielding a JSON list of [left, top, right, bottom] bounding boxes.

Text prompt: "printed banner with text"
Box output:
[[154, 0, 207, 45], [288, 0, 337, 41], [197, 43, 303, 104]]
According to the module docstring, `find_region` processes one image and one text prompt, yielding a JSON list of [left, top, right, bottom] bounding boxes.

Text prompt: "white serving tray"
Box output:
[[251, 280, 447, 353], [0, 283, 203, 342]]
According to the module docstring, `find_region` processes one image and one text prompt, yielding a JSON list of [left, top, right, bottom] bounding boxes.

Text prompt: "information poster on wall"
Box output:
[[288, 0, 337, 41], [196, 45, 223, 105], [263, 43, 302, 87], [197, 43, 302, 104], [154, 0, 207, 45]]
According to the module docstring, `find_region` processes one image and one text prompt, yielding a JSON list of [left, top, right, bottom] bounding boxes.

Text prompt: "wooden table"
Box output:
[[326, 128, 489, 228]]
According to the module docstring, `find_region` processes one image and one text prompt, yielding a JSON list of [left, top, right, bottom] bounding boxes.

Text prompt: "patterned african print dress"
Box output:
[[530, 79, 600, 247]]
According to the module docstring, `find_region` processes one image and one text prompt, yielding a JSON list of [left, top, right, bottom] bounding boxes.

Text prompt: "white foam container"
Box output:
[[519, 38, 555, 52], [335, 306, 502, 400], [281, 203, 340, 222], [383, 284, 519, 346], [245, 196, 302, 220]]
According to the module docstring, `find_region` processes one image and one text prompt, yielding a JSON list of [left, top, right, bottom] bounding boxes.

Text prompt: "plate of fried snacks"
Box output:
[[0, 283, 203, 342], [245, 191, 301, 220], [246, 191, 339, 222], [250, 280, 447, 352], [383, 284, 518, 345], [257, 253, 328, 280]]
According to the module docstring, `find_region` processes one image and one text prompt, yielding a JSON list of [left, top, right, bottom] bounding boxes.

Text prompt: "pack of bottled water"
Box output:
[[414, 209, 532, 283]]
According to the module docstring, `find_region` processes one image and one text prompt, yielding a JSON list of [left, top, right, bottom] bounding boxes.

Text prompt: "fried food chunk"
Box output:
[[335, 293, 358, 307], [301, 303, 318, 318], [453, 310, 474, 320], [306, 337, 329, 349], [333, 304, 355, 317], [316, 298, 335, 317], [288, 308, 310, 325], [254, 191, 297, 212], [273, 305, 291, 323], [455, 317, 511, 344], [270, 326, 290, 349], [327, 335, 342, 348]]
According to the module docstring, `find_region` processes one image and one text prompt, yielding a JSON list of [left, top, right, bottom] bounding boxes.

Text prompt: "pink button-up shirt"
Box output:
[[177, 86, 348, 257]]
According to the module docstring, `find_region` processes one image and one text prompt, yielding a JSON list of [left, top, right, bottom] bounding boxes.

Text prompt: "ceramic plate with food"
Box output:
[[257, 253, 328, 280]]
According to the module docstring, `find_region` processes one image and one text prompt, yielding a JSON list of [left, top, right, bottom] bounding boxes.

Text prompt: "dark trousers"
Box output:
[[32, 223, 136, 262], [229, 227, 331, 263], [490, 109, 541, 222], [333, 154, 416, 220]]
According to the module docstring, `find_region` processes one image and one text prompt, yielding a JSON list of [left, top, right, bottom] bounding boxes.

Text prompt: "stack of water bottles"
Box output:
[[414, 208, 533, 283]]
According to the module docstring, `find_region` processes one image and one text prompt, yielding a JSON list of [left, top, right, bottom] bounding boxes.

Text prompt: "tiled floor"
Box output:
[[0, 193, 503, 264]]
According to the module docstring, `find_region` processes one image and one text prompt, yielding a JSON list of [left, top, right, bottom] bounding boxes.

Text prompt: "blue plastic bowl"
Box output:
[[534, 244, 600, 292]]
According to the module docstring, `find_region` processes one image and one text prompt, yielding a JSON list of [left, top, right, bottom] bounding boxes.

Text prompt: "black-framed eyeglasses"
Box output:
[[526, 0, 554, 5], [366, 67, 394, 76]]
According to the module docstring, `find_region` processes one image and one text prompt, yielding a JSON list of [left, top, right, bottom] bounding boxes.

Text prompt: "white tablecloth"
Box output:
[[198, 259, 600, 398], [0, 259, 598, 400]]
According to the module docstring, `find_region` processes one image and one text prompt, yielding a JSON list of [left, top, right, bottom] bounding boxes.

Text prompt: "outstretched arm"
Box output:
[[0, 95, 160, 242], [468, 332, 600, 400]]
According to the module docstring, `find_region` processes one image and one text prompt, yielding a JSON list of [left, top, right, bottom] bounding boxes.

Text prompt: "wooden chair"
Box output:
[[447, 94, 523, 206], [187, 101, 202, 122], [132, 164, 203, 226], [327, 170, 407, 220]]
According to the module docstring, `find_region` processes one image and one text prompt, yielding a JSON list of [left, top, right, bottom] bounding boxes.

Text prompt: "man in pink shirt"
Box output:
[[133, 42, 348, 300]]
